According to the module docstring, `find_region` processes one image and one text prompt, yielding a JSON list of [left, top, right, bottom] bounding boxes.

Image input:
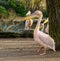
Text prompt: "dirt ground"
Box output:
[[0, 38, 60, 61]]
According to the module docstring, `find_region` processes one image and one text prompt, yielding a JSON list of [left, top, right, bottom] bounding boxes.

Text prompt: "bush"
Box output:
[[8, 0, 27, 17], [0, 6, 8, 18], [42, 10, 48, 18]]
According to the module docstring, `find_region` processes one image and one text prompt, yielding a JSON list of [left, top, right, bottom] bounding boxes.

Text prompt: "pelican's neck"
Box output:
[[35, 18, 42, 30]]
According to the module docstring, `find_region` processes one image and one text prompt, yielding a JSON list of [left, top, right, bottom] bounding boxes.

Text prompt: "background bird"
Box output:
[[25, 11, 33, 30], [29, 10, 56, 55]]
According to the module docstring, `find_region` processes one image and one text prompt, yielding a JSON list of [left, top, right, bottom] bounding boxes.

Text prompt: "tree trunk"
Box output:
[[46, 0, 60, 50]]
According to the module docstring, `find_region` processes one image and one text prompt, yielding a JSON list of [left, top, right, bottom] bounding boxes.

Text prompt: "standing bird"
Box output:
[[31, 10, 56, 55], [25, 11, 33, 30]]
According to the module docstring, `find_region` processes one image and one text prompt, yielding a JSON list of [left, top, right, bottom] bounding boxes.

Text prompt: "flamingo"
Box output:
[[30, 10, 56, 55]]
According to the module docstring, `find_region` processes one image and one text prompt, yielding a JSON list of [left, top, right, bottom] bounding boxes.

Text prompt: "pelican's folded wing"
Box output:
[[38, 31, 55, 49]]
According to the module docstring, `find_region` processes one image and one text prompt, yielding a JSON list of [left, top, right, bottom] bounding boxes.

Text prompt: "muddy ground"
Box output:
[[0, 38, 60, 61]]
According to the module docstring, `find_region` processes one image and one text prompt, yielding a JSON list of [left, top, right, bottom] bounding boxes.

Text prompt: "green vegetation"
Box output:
[[0, 0, 48, 17], [0, 0, 48, 38], [8, 0, 27, 16], [0, 6, 8, 18]]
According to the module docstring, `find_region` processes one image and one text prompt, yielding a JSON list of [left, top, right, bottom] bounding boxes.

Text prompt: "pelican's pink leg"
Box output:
[[39, 47, 47, 55], [38, 47, 47, 55], [38, 47, 44, 53]]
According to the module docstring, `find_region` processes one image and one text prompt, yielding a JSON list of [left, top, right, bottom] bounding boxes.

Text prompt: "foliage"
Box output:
[[0, 20, 24, 32], [42, 10, 48, 18], [0, 0, 47, 17], [0, 20, 33, 38], [8, 0, 27, 16], [0, 6, 8, 18], [0, 0, 10, 9], [0, 0, 48, 38]]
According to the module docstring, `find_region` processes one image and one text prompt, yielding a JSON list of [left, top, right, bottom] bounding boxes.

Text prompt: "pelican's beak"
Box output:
[[43, 18, 48, 24], [24, 14, 39, 21]]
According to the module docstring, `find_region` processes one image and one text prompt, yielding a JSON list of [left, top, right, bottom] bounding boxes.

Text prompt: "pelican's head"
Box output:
[[24, 10, 43, 20], [32, 10, 43, 18]]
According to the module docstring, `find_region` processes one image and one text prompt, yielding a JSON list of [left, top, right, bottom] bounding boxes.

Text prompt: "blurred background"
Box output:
[[0, 0, 48, 37]]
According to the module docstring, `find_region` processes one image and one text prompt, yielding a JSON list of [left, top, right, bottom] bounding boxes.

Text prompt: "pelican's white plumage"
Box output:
[[32, 10, 56, 55], [35, 30, 55, 51], [25, 11, 33, 30], [25, 19, 33, 30]]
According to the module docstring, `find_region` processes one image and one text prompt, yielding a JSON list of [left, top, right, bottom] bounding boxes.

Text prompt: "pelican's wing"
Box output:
[[38, 31, 55, 49]]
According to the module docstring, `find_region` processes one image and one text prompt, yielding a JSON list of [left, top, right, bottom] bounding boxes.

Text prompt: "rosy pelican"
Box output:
[[31, 10, 56, 55]]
